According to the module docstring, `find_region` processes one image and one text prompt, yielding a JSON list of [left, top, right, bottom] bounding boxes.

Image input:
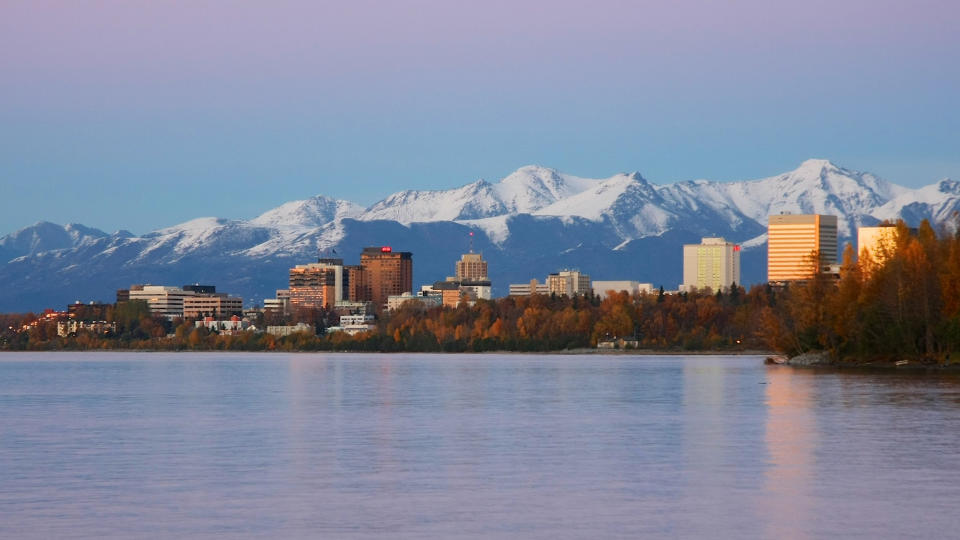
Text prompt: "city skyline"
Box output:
[[2, 0, 959, 235]]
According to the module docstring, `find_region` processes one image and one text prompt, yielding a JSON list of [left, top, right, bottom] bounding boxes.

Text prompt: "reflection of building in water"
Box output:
[[764, 367, 817, 540], [681, 361, 740, 530]]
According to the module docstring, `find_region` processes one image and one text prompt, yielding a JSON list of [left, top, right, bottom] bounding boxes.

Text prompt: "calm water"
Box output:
[[2, 353, 960, 539]]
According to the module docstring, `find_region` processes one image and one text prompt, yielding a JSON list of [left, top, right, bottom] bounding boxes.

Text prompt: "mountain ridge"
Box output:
[[1, 159, 957, 312]]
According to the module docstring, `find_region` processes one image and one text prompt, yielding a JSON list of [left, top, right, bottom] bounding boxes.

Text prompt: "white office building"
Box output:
[[680, 237, 741, 292]]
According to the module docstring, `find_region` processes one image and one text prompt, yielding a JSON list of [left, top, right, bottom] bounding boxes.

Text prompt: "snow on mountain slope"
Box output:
[[659, 159, 905, 238], [872, 178, 960, 225], [132, 218, 272, 263], [360, 180, 506, 223], [530, 172, 692, 239], [534, 173, 640, 220], [251, 196, 363, 228], [458, 215, 512, 245], [359, 166, 602, 224], [0, 221, 109, 261], [492, 166, 598, 214], [730, 159, 902, 221]]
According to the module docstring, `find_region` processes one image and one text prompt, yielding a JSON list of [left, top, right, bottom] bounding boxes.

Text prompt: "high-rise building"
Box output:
[[455, 253, 488, 280], [858, 225, 899, 264], [360, 246, 413, 307], [546, 270, 591, 297], [767, 214, 838, 282], [345, 265, 369, 302], [681, 237, 741, 292], [288, 259, 344, 310]]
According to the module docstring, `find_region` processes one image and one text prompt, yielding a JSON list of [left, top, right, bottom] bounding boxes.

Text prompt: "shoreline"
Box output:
[[1, 348, 772, 356], [767, 352, 960, 371]]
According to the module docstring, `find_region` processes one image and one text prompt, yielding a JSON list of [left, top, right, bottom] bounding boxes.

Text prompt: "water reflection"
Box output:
[[763, 366, 816, 540], [5, 353, 960, 539]]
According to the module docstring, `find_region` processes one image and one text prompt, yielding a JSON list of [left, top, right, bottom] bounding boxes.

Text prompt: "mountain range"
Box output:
[[2, 159, 958, 312]]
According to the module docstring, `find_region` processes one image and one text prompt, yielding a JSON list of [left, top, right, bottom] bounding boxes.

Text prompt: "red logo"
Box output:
[[381, 246, 392, 253], [733, 245, 741, 252]]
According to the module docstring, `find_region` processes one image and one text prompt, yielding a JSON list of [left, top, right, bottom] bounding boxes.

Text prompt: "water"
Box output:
[[2, 352, 959, 539]]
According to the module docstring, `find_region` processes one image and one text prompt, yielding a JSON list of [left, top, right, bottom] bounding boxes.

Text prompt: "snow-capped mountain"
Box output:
[[872, 178, 960, 226], [358, 166, 600, 223], [251, 196, 363, 229], [0, 221, 112, 260], [1, 160, 957, 312]]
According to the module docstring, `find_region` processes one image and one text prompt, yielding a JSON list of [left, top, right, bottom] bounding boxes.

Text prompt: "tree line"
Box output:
[[1, 287, 773, 353], [764, 219, 960, 364]]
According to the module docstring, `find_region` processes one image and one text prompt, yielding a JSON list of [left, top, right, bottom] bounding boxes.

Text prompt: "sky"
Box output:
[[1, 0, 958, 236]]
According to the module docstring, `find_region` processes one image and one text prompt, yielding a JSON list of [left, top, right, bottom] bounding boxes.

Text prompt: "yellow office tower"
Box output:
[[767, 214, 838, 282]]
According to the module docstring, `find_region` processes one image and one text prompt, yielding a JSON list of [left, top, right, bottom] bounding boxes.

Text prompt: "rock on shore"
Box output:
[[785, 351, 834, 366]]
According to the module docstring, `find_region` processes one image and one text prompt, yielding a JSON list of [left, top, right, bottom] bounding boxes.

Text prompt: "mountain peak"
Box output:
[[626, 171, 648, 184], [513, 164, 561, 175], [250, 196, 362, 229], [794, 158, 840, 175]]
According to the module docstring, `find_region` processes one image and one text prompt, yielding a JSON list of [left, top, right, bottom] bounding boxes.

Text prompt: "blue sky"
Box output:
[[1, 0, 958, 235]]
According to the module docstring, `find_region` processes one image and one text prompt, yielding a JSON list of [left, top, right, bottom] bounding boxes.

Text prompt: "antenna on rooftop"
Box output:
[[469, 230, 474, 253]]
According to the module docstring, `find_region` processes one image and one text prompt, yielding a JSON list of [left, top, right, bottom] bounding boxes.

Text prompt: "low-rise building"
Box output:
[[508, 279, 550, 296], [67, 301, 111, 320], [458, 279, 492, 301], [128, 285, 194, 319], [266, 323, 315, 337], [125, 284, 243, 320], [327, 314, 377, 335], [591, 281, 654, 299], [183, 295, 243, 319], [57, 320, 117, 337], [264, 290, 291, 316], [546, 270, 591, 297], [386, 292, 442, 311], [421, 280, 489, 308], [194, 315, 252, 333]]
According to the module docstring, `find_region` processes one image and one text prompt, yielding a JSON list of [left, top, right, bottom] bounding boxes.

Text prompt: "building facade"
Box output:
[[327, 314, 376, 335], [182, 295, 243, 319], [508, 279, 550, 296], [680, 237, 741, 292], [767, 214, 839, 282], [345, 265, 369, 302], [546, 270, 591, 297], [361, 247, 413, 307], [266, 323, 315, 336], [288, 260, 344, 310], [57, 320, 116, 337], [386, 292, 441, 311], [455, 253, 488, 281], [857, 225, 899, 264], [194, 315, 251, 333], [125, 284, 243, 320], [127, 285, 196, 319], [591, 281, 654, 299]]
